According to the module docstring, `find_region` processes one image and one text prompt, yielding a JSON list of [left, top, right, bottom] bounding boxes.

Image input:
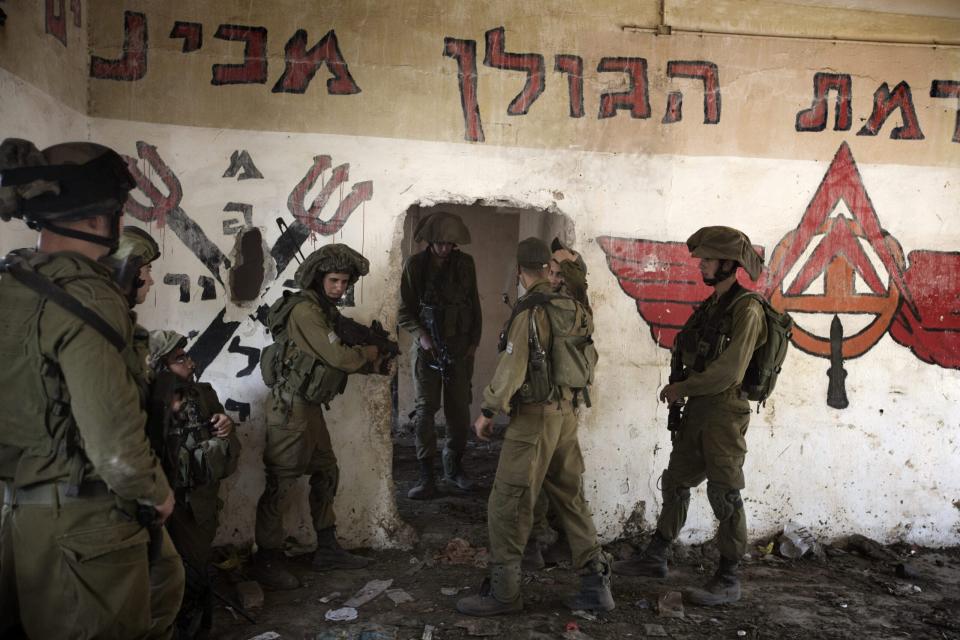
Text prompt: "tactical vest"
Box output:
[[677, 284, 791, 402], [416, 250, 476, 341], [259, 290, 348, 405], [499, 291, 598, 406], [0, 250, 140, 488], [149, 373, 226, 495]]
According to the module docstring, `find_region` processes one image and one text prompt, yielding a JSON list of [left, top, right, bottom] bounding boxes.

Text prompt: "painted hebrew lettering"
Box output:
[[170, 21, 202, 53], [272, 29, 360, 95], [483, 26, 545, 116], [444, 37, 484, 142], [857, 81, 924, 140], [597, 57, 650, 119], [90, 11, 147, 81], [796, 73, 852, 132], [211, 24, 268, 85]]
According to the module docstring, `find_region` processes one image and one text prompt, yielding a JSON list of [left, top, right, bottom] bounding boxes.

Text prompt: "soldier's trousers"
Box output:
[[656, 390, 751, 562], [0, 485, 183, 639], [412, 348, 474, 460], [488, 400, 602, 570], [167, 490, 220, 638], [256, 394, 339, 550]]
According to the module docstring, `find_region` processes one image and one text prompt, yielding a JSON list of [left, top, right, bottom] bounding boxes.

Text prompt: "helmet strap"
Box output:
[[38, 217, 121, 253]]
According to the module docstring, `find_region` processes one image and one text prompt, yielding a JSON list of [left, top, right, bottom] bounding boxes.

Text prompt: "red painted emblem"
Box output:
[[600, 142, 960, 369]]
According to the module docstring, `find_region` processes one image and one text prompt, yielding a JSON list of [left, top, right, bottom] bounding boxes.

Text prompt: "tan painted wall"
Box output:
[[73, 1, 960, 167]]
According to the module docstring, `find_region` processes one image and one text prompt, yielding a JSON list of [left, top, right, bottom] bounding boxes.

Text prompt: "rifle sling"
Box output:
[[1, 260, 125, 352]]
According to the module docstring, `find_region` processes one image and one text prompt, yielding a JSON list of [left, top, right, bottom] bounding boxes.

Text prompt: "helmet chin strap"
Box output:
[[36, 216, 121, 254]]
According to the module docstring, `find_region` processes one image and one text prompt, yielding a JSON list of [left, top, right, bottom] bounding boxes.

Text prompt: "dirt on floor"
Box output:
[[211, 429, 960, 640]]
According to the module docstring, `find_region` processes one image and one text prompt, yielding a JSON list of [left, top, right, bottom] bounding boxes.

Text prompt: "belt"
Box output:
[[516, 398, 573, 415], [3, 480, 112, 506]]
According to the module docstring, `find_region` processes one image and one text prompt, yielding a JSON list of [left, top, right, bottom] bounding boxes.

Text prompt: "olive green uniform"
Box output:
[[657, 285, 767, 561], [531, 255, 591, 546], [398, 249, 482, 460], [256, 289, 371, 551], [483, 280, 602, 572], [156, 381, 240, 568], [0, 250, 182, 640]]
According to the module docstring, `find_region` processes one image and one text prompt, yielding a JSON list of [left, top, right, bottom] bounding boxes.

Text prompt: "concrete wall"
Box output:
[[1, 0, 959, 548]]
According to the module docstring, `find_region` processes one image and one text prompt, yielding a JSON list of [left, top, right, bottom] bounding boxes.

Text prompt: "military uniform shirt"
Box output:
[[287, 294, 369, 373], [672, 292, 767, 398], [481, 280, 555, 415], [2, 251, 170, 505]]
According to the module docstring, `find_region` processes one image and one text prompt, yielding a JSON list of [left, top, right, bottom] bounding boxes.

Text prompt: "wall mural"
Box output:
[[600, 141, 960, 409], [121, 143, 374, 420]]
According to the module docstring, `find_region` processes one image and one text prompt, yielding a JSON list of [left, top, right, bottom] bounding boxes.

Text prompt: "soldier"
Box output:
[[456, 237, 613, 617], [613, 226, 766, 606], [525, 237, 590, 570], [398, 211, 482, 499], [0, 139, 182, 638], [254, 243, 391, 589], [111, 225, 161, 377], [148, 330, 241, 637]]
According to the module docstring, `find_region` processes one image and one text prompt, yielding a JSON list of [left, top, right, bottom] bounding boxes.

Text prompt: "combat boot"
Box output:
[[564, 556, 616, 612], [456, 564, 523, 616], [441, 448, 475, 491], [521, 540, 545, 571], [407, 458, 438, 500], [249, 548, 300, 591], [312, 527, 371, 570], [686, 556, 741, 606], [613, 531, 670, 577]]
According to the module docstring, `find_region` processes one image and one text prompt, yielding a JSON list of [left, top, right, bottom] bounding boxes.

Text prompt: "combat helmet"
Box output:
[[0, 138, 135, 250], [686, 226, 764, 280], [294, 243, 369, 290], [413, 211, 471, 245], [551, 236, 587, 274], [109, 226, 161, 305], [147, 329, 188, 372]]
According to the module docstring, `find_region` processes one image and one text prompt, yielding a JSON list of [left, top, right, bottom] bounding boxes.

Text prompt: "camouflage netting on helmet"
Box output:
[[294, 243, 370, 289], [686, 225, 764, 280], [0, 138, 134, 226], [148, 330, 188, 371], [114, 226, 160, 264], [413, 211, 471, 245]]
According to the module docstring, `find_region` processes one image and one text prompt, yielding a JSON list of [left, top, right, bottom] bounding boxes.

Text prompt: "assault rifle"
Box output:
[[335, 315, 400, 374], [420, 304, 454, 382], [667, 345, 686, 442]]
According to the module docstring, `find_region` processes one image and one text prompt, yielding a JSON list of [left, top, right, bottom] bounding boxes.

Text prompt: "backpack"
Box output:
[[729, 290, 793, 403], [499, 292, 598, 406], [259, 290, 349, 405]]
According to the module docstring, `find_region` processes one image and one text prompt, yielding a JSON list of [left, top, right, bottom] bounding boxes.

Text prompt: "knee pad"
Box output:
[[660, 475, 691, 507], [707, 483, 742, 521]]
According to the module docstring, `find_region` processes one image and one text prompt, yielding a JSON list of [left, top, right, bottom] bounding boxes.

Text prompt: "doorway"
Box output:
[[391, 201, 573, 540]]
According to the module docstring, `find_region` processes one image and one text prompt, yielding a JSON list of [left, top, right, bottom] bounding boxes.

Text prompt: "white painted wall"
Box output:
[[3, 65, 959, 549]]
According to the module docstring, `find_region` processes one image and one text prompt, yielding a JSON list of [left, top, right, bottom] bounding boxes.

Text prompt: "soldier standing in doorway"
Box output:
[[614, 226, 766, 606], [0, 138, 182, 639], [253, 244, 392, 589], [457, 237, 613, 617], [398, 211, 482, 499]]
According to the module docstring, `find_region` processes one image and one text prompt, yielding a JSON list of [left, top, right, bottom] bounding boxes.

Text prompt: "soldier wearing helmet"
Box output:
[[0, 139, 182, 638], [109, 225, 164, 391], [614, 225, 767, 607], [147, 330, 240, 637], [398, 211, 482, 499], [253, 243, 390, 589]]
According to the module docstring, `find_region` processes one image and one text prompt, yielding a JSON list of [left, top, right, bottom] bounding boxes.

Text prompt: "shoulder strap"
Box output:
[[0, 259, 125, 352]]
